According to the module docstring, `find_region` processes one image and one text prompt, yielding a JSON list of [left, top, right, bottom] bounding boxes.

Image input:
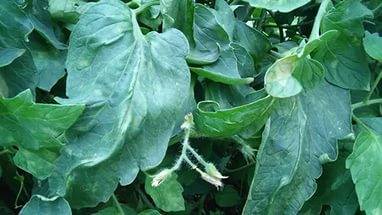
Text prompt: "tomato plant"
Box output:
[[0, 0, 381, 214]]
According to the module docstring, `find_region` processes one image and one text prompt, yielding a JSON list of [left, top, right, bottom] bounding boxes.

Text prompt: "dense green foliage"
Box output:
[[0, 0, 381, 214]]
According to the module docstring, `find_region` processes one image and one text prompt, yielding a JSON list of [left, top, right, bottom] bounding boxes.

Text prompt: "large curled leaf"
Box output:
[[194, 95, 274, 138], [265, 55, 325, 98], [20, 195, 71, 215], [242, 0, 310, 13], [243, 81, 352, 214], [0, 90, 84, 179], [346, 118, 382, 214], [363, 31, 382, 62], [47, 0, 191, 208]]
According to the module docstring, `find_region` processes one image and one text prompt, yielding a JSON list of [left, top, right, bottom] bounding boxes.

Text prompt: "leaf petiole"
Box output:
[[364, 69, 382, 102], [308, 0, 331, 41], [112, 194, 125, 215], [351, 98, 382, 110]]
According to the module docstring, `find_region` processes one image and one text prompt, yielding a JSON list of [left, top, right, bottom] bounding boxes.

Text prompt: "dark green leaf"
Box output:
[[145, 174, 185, 212], [0, 47, 25, 67]]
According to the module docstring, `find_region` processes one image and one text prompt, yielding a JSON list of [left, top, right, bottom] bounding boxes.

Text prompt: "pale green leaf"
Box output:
[[46, 0, 191, 208], [265, 55, 325, 98]]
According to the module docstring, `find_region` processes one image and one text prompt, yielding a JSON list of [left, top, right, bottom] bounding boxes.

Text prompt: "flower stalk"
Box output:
[[150, 113, 227, 189]]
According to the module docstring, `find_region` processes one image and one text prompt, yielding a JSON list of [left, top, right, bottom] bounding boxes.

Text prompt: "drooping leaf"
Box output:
[[46, 0, 191, 208], [241, 0, 310, 13], [19, 195, 72, 215], [0, 90, 84, 179], [346, 117, 382, 215], [265, 55, 325, 98], [145, 174, 185, 212], [363, 31, 382, 62], [243, 81, 352, 214], [0, 48, 25, 67]]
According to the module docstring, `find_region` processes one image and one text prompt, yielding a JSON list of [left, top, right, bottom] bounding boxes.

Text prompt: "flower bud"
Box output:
[[205, 163, 228, 179], [151, 169, 172, 187]]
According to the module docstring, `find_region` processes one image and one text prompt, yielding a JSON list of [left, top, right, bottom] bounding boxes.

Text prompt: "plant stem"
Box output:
[[365, 69, 382, 102], [352, 98, 382, 110], [112, 194, 125, 215], [224, 162, 255, 173], [186, 145, 210, 168], [373, 2, 382, 14], [171, 125, 191, 171], [0, 149, 10, 156], [309, 0, 331, 41], [270, 50, 284, 59], [134, 1, 159, 15]]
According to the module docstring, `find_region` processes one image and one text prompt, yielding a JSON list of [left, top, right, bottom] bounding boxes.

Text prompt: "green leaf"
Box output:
[[194, 95, 274, 138], [19, 195, 72, 215], [233, 21, 271, 62], [265, 55, 325, 98], [161, 0, 194, 42], [94, 204, 136, 215], [322, 0, 373, 38], [48, 0, 85, 24], [138, 209, 161, 215], [301, 141, 358, 215], [241, 0, 310, 13], [47, 0, 191, 208], [346, 117, 382, 214], [0, 90, 84, 179], [314, 0, 373, 90], [145, 174, 185, 212], [25, 0, 67, 49], [0, 47, 25, 67], [191, 43, 255, 85], [363, 31, 382, 62], [313, 37, 371, 91], [215, 185, 241, 207], [243, 81, 352, 214], [0, 0, 33, 43]]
